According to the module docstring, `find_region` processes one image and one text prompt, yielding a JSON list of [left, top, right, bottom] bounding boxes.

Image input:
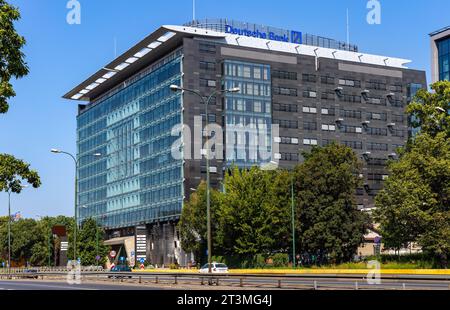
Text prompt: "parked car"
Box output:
[[23, 269, 39, 279], [108, 265, 132, 278], [199, 262, 229, 273]]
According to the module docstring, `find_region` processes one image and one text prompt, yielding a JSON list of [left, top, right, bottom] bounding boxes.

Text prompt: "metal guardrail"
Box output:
[[0, 271, 449, 290], [0, 266, 104, 274]]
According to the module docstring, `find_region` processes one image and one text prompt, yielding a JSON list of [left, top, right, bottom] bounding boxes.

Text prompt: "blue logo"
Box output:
[[225, 25, 301, 45], [291, 30, 303, 44]]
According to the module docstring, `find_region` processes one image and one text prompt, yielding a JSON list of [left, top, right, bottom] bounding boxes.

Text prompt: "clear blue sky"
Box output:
[[1, 0, 448, 219]]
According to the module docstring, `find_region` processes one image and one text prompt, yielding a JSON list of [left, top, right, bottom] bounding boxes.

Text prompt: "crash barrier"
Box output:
[[0, 266, 104, 274], [0, 271, 449, 290]]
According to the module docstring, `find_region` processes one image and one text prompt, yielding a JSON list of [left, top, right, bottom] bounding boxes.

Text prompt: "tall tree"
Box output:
[[374, 132, 450, 264], [218, 166, 291, 257], [77, 218, 110, 266], [0, 0, 29, 113], [293, 143, 369, 264], [407, 81, 450, 138], [0, 1, 41, 205], [178, 181, 222, 264]]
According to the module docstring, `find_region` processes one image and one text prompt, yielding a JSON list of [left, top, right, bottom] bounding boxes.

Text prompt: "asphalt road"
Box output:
[[0, 280, 167, 290], [0, 275, 449, 290]]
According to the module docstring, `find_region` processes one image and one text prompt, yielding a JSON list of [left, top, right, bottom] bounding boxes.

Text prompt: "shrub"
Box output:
[[271, 253, 289, 267], [169, 263, 179, 270]]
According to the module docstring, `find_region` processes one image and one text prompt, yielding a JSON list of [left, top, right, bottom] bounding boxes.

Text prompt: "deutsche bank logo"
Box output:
[[291, 31, 303, 44], [225, 25, 302, 45]]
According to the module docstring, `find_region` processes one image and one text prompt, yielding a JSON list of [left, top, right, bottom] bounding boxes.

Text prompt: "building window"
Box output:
[[343, 141, 363, 150], [391, 129, 406, 137], [274, 119, 298, 129], [367, 112, 387, 121], [279, 137, 299, 145], [338, 78, 361, 88], [390, 99, 404, 107], [303, 121, 317, 131], [367, 142, 388, 151], [302, 73, 317, 83], [199, 43, 216, 54], [199, 61, 216, 71], [280, 153, 299, 161], [302, 106, 317, 114], [340, 109, 362, 119], [273, 103, 298, 113], [366, 127, 388, 136], [392, 114, 405, 123], [389, 84, 403, 93], [339, 93, 361, 103], [273, 86, 298, 96], [272, 70, 297, 80], [365, 96, 386, 106], [200, 78, 216, 87], [302, 90, 317, 98], [321, 76, 335, 85], [321, 91, 335, 100], [341, 125, 363, 134], [303, 138, 318, 146], [321, 124, 336, 131], [321, 107, 335, 116], [366, 80, 386, 90], [438, 38, 450, 81]]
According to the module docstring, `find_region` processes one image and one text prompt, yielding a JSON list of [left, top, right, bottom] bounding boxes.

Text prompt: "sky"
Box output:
[[0, 0, 448, 219]]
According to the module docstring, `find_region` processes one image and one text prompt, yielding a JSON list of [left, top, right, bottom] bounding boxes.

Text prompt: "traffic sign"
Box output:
[[110, 250, 116, 258], [140, 258, 145, 264]]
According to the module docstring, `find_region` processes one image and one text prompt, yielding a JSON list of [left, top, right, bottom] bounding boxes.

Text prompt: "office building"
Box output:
[[64, 19, 426, 265], [430, 26, 450, 82]]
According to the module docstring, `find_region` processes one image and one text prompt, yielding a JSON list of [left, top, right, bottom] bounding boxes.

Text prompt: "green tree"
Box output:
[[0, 154, 41, 192], [407, 81, 450, 138], [77, 218, 110, 266], [374, 132, 450, 264], [294, 143, 369, 264], [218, 166, 291, 257], [178, 181, 222, 264], [1, 1, 41, 228], [0, 218, 42, 266], [0, 0, 29, 113]]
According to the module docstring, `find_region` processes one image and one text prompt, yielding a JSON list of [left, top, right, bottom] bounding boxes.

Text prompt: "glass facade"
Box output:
[[223, 60, 273, 168], [438, 38, 450, 81], [407, 83, 423, 138], [77, 53, 184, 228]]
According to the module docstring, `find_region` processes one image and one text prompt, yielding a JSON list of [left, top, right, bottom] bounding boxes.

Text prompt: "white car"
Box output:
[[199, 262, 229, 273]]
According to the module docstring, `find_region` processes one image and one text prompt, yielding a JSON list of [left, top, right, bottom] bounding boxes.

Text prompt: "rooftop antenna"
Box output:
[[346, 8, 350, 47], [193, 0, 196, 21], [114, 37, 117, 58]]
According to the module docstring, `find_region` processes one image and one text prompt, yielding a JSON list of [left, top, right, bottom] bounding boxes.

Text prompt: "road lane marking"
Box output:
[[0, 281, 97, 290]]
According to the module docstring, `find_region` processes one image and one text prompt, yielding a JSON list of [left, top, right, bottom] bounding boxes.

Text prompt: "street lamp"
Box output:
[[7, 184, 28, 274], [169, 84, 239, 276], [261, 160, 297, 268], [51, 149, 102, 263], [435, 107, 446, 114]]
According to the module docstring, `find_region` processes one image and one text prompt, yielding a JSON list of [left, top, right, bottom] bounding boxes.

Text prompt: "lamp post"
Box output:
[[7, 185, 27, 274], [169, 84, 239, 275], [51, 149, 101, 262], [262, 161, 296, 268]]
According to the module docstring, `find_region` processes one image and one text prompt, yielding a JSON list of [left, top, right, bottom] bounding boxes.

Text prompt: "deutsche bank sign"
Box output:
[[225, 25, 303, 44]]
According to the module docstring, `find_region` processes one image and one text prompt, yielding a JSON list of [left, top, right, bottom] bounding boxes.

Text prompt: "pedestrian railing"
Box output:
[[0, 266, 103, 274], [0, 270, 449, 290]]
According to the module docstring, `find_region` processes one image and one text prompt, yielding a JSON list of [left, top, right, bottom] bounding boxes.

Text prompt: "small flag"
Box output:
[[12, 212, 22, 222]]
